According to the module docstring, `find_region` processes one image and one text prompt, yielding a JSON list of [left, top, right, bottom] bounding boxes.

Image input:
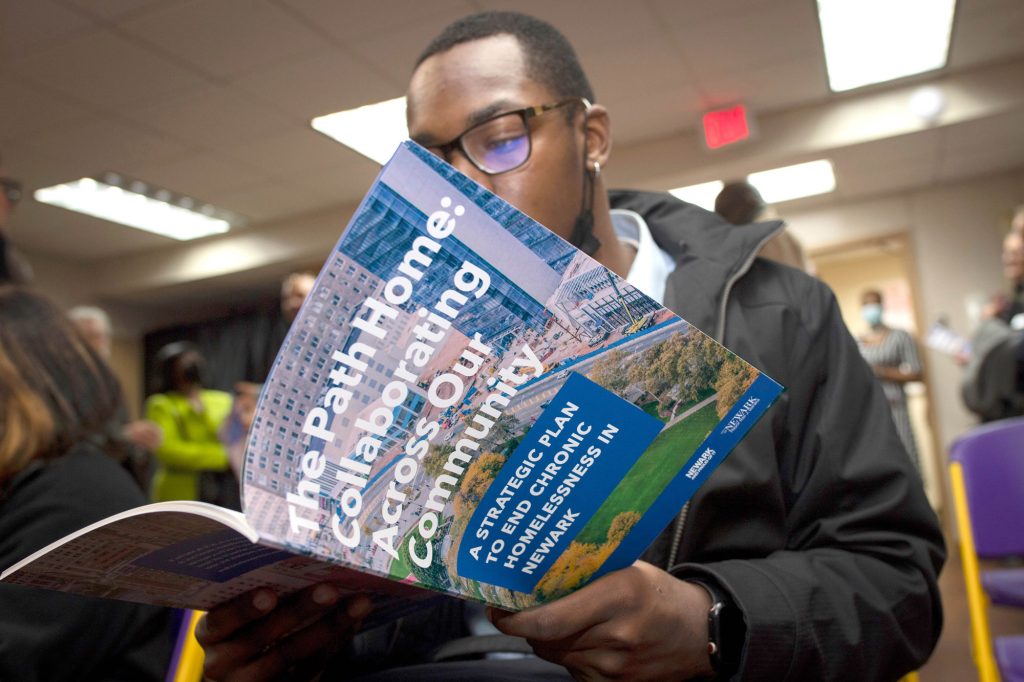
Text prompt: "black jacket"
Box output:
[[612, 190, 945, 680], [0, 444, 171, 681]]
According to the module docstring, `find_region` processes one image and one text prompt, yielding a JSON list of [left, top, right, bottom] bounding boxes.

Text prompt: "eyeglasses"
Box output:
[[432, 97, 591, 176], [0, 178, 22, 206]]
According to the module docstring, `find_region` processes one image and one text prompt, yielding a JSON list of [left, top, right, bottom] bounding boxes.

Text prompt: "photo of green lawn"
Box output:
[[573, 400, 721, 545]]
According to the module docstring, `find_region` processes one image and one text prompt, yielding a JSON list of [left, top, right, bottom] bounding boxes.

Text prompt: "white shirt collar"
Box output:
[[610, 208, 676, 304]]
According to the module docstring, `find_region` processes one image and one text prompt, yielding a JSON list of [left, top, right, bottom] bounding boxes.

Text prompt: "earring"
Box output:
[[592, 161, 601, 178]]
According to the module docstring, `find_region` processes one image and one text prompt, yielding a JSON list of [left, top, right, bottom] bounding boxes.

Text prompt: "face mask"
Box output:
[[861, 303, 883, 327], [180, 360, 204, 386]]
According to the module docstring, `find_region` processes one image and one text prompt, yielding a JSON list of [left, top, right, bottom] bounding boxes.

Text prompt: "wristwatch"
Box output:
[[688, 578, 744, 679]]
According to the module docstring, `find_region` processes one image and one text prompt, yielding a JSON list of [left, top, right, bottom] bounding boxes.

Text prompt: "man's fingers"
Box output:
[[490, 571, 627, 641], [236, 583, 344, 654], [196, 588, 278, 645], [222, 598, 373, 682]]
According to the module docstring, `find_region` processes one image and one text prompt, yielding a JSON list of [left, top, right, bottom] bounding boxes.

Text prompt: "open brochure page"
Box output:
[[0, 502, 423, 611], [243, 142, 783, 610]]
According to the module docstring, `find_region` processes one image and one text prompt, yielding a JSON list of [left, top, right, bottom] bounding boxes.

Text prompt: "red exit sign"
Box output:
[[702, 105, 751, 149]]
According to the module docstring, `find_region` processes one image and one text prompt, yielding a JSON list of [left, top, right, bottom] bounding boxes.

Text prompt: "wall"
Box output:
[[786, 168, 1024, 450], [814, 243, 941, 509]]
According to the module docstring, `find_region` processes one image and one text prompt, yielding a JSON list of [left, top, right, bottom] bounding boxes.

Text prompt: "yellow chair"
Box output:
[[167, 609, 206, 682], [949, 417, 1024, 682]]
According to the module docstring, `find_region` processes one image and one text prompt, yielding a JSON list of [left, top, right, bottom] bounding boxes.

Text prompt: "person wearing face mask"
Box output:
[[145, 342, 234, 504], [857, 289, 923, 469]]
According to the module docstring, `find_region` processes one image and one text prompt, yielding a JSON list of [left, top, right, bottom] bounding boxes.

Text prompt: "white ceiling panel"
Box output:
[[661, 1, 822, 80], [121, 85, 296, 148], [693, 53, 828, 114], [214, 177, 336, 223], [0, 0, 98, 59], [22, 118, 195, 175], [231, 47, 400, 121], [0, 79, 97, 141], [11, 29, 209, 110], [274, 0, 475, 43], [218, 127, 358, 181], [57, 0, 184, 23], [118, 0, 332, 81], [131, 152, 274, 204], [949, 0, 1024, 69]]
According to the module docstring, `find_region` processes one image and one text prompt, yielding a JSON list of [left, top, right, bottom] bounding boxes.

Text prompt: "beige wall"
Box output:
[[814, 243, 941, 509], [787, 168, 1024, 451]]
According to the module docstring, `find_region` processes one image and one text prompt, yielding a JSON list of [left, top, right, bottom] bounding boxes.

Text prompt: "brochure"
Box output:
[[1, 142, 783, 614]]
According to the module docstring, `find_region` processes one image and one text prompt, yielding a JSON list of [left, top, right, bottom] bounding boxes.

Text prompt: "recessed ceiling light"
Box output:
[[311, 96, 409, 165], [34, 176, 233, 241], [747, 160, 836, 204], [668, 180, 725, 211], [817, 0, 956, 92]]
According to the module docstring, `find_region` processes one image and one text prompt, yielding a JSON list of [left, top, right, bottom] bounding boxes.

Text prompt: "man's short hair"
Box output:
[[68, 305, 112, 335], [416, 11, 595, 105], [714, 181, 767, 226]]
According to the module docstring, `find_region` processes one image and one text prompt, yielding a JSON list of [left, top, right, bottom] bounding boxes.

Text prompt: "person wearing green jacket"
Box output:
[[145, 342, 232, 503]]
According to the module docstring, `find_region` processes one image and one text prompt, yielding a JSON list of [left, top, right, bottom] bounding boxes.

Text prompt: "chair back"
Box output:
[[949, 416, 1024, 559]]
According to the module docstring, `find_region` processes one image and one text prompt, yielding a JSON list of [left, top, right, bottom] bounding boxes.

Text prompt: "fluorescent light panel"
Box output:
[[311, 96, 409, 164], [747, 160, 836, 204], [34, 178, 231, 241], [671, 160, 835, 209], [668, 180, 724, 211], [817, 0, 955, 92]]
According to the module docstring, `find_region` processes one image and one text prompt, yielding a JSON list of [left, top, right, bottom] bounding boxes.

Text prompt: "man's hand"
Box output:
[[196, 583, 373, 682], [489, 561, 714, 681], [122, 419, 163, 451]]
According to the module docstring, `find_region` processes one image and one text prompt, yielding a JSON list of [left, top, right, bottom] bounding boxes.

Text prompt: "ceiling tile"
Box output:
[[22, 118, 195, 176], [121, 85, 297, 147], [119, 0, 333, 80], [662, 1, 822, 80], [0, 0, 98, 59], [694, 54, 829, 114], [0, 78, 98, 142], [12, 29, 209, 110], [275, 0, 474, 43], [214, 178, 335, 223], [57, 0, 183, 23], [131, 152, 273, 202], [345, 9, 485, 88], [231, 48, 399, 121], [949, 0, 1024, 69], [218, 127, 359, 180]]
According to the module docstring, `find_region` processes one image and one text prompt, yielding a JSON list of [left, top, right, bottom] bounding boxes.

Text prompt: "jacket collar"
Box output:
[[607, 189, 784, 339]]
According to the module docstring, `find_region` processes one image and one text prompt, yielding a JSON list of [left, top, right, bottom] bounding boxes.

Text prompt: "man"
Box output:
[[197, 12, 944, 681], [0, 160, 32, 285], [963, 215, 1024, 420], [714, 180, 812, 273], [68, 305, 164, 487], [245, 271, 316, 382]]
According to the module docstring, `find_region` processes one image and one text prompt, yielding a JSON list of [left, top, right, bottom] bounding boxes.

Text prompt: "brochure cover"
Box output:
[[1, 142, 782, 613]]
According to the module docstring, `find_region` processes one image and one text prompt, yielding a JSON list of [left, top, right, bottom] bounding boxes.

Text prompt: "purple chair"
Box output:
[[949, 416, 1024, 682]]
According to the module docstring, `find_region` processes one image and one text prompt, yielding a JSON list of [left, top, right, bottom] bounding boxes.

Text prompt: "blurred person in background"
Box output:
[[246, 270, 316, 382], [69, 305, 163, 489], [0, 156, 33, 285], [714, 180, 813, 273], [0, 285, 170, 680], [963, 209, 1024, 420], [856, 289, 923, 469], [146, 341, 236, 507]]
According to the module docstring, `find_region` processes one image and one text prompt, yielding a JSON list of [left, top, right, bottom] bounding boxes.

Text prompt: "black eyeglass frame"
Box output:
[[432, 97, 592, 176], [0, 178, 22, 206]]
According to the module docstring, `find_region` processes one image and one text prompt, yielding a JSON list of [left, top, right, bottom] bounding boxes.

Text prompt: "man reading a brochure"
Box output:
[[196, 12, 944, 682]]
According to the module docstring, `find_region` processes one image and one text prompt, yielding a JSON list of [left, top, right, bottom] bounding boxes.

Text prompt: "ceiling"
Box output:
[[1, 0, 1023, 322]]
